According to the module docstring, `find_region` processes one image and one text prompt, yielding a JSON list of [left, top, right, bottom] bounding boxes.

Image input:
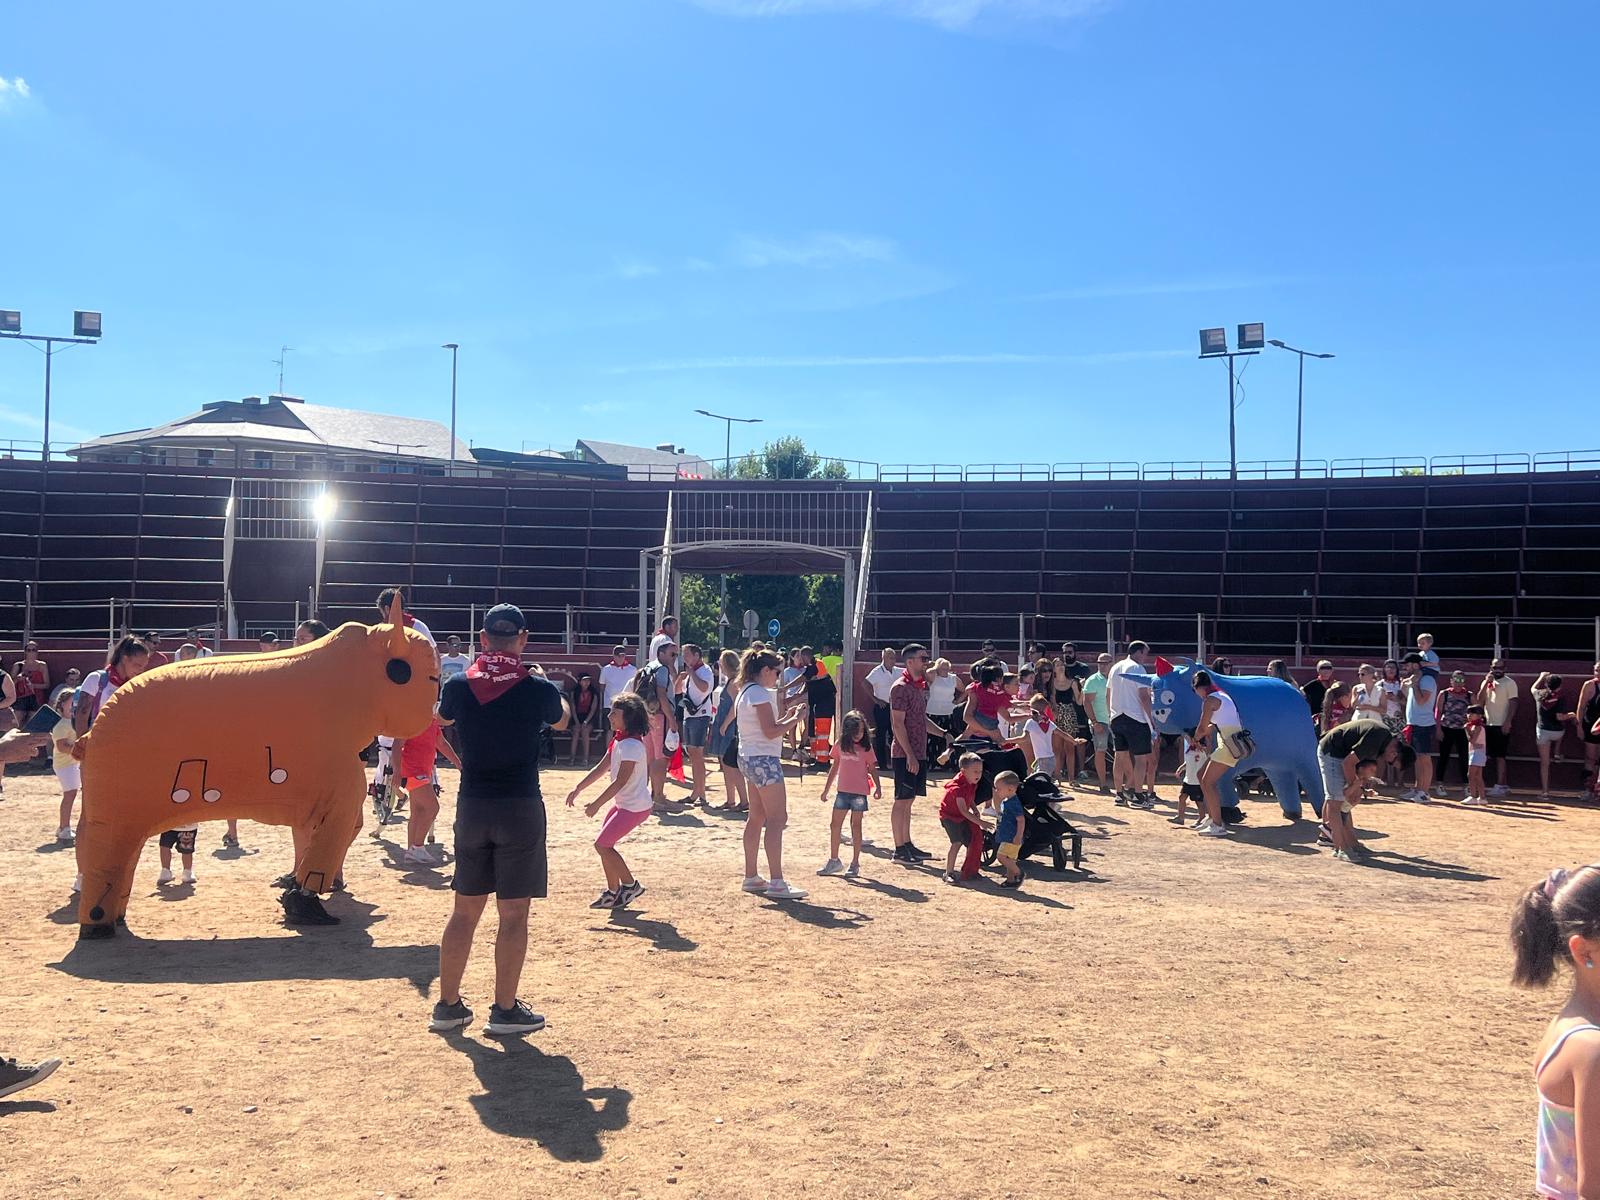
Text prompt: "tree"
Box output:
[[729, 435, 853, 481]]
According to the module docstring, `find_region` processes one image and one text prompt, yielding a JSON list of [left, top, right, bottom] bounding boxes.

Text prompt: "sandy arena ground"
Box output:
[[0, 752, 1585, 1199]]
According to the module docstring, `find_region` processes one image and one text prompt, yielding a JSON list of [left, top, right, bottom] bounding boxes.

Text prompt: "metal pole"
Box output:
[[22, 582, 32, 645], [294, 599, 301, 630], [1294, 351, 1305, 481], [1594, 615, 1599, 664], [108, 597, 116, 652], [1227, 354, 1238, 482], [1017, 612, 1025, 672], [43, 345, 53, 463], [1294, 619, 1304, 669], [447, 345, 459, 468], [1105, 612, 1115, 657], [1196, 612, 1205, 663], [215, 600, 223, 651], [564, 604, 574, 654], [1494, 616, 1502, 662], [931, 611, 939, 661]]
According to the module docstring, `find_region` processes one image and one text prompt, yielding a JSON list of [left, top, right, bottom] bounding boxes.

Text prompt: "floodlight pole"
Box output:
[[1198, 350, 1257, 481], [442, 343, 460, 469], [0, 330, 101, 463]]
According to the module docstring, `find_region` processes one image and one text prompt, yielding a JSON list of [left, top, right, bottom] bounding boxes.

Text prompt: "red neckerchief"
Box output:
[[402, 612, 418, 627], [106, 665, 129, 689], [900, 668, 928, 691], [465, 652, 528, 704], [1035, 711, 1052, 733]]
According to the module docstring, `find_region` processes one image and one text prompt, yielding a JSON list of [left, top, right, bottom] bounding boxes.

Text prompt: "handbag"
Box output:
[[1222, 727, 1257, 762]]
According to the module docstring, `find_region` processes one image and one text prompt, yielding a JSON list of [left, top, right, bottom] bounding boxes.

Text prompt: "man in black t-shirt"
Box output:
[[430, 604, 569, 1038]]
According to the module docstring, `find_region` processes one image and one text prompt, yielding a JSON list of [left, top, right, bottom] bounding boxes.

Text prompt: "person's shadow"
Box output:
[[592, 909, 698, 952], [444, 1034, 630, 1161]]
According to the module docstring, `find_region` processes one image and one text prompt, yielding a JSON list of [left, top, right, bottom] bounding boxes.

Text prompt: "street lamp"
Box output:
[[694, 408, 763, 643], [441, 343, 459, 468], [694, 408, 762, 478], [1267, 339, 1335, 479], [0, 309, 103, 462], [1197, 323, 1263, 481]]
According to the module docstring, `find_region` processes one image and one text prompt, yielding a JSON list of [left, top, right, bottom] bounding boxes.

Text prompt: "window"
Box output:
[[196, 449, 215, 467], [295, 454, 314, 471], [253, 451, 273, 469]]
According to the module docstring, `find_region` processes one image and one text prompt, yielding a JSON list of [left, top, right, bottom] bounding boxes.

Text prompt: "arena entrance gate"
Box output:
[[638, 487, 875, 714]]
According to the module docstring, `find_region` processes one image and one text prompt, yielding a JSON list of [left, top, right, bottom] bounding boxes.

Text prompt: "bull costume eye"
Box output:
[[386, 659, 412, 684], [1160, 689, 1175, 706]]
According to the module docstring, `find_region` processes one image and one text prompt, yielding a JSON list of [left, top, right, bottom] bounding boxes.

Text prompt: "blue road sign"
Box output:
[[767, 618, 781, 639]]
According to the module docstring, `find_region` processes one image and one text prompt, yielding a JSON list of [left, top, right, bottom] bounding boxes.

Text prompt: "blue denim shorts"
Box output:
[[740, 754, 783, 787], [680, 715, 711, 749], [832, 791, 869, 813]]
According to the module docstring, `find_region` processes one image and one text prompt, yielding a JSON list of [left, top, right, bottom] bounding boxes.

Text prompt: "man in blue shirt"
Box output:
[[1400, 651, 1439, 801]]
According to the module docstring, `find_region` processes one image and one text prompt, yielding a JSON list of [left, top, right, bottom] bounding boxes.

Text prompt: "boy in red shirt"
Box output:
[[939, 752, 985, 885]]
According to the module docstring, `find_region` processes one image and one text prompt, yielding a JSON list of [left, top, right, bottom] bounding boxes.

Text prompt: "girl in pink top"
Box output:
[[1512, 865, 1600, 1199], [817, 711, 880, 878]]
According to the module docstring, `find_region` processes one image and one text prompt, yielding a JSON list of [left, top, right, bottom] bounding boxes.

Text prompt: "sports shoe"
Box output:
[[741, 875, 770, 893], [0, 1055, 62, 1100], [157, 868, 174, 885], [1197, 822, 1231, 838], [817, 858, 844, 876], [589, 889, 617, 909], [905, 844, 933, 861], [71, 874, 82, 893], [1430, 785, 1449, 799], [428, 998, 473, 1032], [1461, 795, 1486, 807], [182, 870, 196, 885], [1129, 795, 1156, 811], [891, 846, 915, 863], [403, 846, 435, 865], [1489, 784, 1509, 797], [485, 1000, 546, 1036], [221, 834, 241, 849], [272, 872, 298, 890], [941, 871, 960, 885], [843, 862, 860, 877], [614, 880, 645, 908], [1114, 790, 1133, 807], [764, 880, 808, 900], [56, 826, 74, 843], [1194, 816, 1212, 832]]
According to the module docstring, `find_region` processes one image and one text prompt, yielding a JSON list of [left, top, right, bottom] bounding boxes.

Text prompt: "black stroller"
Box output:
[[950, 742, 1085, 871]]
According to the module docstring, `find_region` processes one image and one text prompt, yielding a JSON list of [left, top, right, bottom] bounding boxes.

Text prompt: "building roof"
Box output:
[[576, 438, 714, 479], [71, 395, 470, 462]]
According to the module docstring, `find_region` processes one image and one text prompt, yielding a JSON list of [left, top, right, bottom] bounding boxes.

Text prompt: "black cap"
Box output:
[[259, 631, 279, 643], [483, 603, 527, 637]]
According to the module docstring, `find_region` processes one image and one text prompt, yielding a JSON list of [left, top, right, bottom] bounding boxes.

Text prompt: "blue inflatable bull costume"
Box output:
[[1132, 659, 1326, 819]]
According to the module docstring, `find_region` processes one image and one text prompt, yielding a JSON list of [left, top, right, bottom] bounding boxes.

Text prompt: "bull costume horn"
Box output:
[[386, 590, 407, 656]]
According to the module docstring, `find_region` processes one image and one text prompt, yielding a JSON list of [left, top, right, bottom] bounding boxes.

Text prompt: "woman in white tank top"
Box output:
[[1190, 669, 1243, 839]]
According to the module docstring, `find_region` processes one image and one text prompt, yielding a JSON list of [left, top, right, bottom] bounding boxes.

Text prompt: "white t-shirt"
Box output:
[[1482, 675, 1520, 726], [1022, 718, 1055, 760], [1182, 737, 1209, 784], [927, 674, 959, 717], [736, 683, 783, 756], [683, 664, 715, 717], [407, 617, 436, 647], [600, 662, 634, 708], [866, 663, 898, 705], [1106, 657, 1151, 725], [439, 653, 470, 683], [609, 737, 652, 813]]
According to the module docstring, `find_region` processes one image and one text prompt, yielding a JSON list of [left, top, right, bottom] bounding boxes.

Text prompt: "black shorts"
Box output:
[[452, 798, 548, 900], [14, 696, 38, 717], [940, 816, 974, 846], [1485, 726, 1511, 758], [1110, 714, 1153, 756], [893, 757, 928, 800], [1179, 782, 1203, 802], [159, 828, 198, 854], [720, 735, 739, 770]]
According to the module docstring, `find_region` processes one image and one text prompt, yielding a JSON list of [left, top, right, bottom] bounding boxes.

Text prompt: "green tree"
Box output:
[[729, 435, 854, 481]]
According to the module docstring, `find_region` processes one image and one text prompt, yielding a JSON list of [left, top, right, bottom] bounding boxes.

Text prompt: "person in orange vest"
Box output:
[[804, 646, 836, 768]]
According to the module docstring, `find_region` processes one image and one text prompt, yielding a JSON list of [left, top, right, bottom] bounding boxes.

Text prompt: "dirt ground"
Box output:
[[0, 751, 1581, 1200]]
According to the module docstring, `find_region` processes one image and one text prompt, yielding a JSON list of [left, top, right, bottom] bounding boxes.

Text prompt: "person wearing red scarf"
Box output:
[[432, 603, 569, 1039], [1019, 694, 1058, 778], [889, 643, 933, 863]]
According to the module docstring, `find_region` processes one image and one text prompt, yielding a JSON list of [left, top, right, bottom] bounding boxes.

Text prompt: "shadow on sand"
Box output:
[[590, 908, 698, 952]]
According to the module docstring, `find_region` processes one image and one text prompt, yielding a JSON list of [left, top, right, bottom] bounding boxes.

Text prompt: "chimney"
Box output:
[[655, 442, 675, 453]]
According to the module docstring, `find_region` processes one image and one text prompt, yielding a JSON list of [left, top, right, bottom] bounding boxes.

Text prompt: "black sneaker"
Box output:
[[271, 872, 298, 890], [1114, 790, 1133, 807], [1130, 794, 1156, 811], [485, 1000, 546, 1037], [614, 880, 645, 908], [891, 845, 915, 863], [280, 888, 340, 926], [0, 1055, 61, 1100], [588, 889, 617, 910], [905, 844, 933, 861], [428, 998, 473, 1032]]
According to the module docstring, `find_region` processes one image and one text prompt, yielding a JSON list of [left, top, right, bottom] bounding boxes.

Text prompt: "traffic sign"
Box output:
[[767, 618, 781, 639], [742, 609, 759, 638]]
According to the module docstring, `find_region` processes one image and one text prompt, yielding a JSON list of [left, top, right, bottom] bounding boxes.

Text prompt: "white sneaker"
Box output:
[[157, 868, 175, 885], [56, 826, 74, 843], [403, 846, 434, 865], [1197, 822, 1231, 838], [1430, 785, 1449, 799], [71, 874, 82, 893], [1489, 784, 1509, 797], [182, 869, 197, 884], [1194, 816, 1212, 832], [765, 879, 808, 900], [1460, 796, 1486, 807], [817, 858, 844, 876], [741, 875, 769, 893]]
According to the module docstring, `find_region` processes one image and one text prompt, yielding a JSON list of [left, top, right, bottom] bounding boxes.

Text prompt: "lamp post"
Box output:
[[441, 343, 459, 468], [694, 408, 762, 643], [1266, 339, 1335, 479], [0, 309, 103, 462], [1197, 323, 1263, 481]]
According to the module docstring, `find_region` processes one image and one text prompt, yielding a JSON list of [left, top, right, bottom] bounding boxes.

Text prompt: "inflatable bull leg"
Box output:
[[281, 764, 367, 926], [76, 812, 154, 938]]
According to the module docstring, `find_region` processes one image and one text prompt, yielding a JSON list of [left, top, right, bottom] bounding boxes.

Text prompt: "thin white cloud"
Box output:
[[1020, 276, 1300, 302], [0, 403, 93, 440], [609, 348, 1185, 373], [0, 75, 34, 107], [610, 256, 661, 280], [731, 232, 897, 269], [687, 0, 1108, 31]]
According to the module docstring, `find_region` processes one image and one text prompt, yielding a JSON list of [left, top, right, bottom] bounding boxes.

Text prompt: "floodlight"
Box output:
[[311, 491, 338, 524], [74, 310, 103, 338], [1237, 322, 1265, 351], [0, 310, 19, 334], [1199, 327, 1227, 355]]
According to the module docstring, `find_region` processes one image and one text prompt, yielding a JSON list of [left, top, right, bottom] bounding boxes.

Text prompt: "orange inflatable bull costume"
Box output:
[[74, 598, 437, 939]]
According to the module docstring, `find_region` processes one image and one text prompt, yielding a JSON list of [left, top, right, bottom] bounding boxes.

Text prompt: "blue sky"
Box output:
[[2, 1, 1595, 469]]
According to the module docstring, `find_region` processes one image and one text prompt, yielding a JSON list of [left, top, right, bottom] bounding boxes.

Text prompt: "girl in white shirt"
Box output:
[[735, 649, 808, 900], [566, 693, 655, 911]]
